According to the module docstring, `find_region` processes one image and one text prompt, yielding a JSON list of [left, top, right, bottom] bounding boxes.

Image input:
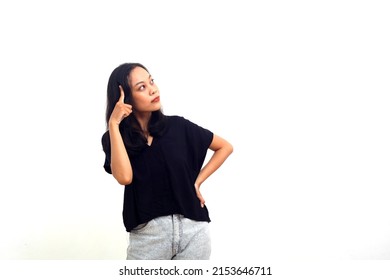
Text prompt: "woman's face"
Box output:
[[128, 66, 161, 113]]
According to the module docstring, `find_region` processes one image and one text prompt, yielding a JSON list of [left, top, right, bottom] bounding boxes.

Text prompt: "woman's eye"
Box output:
[[150, 79, 154, 85], [139, 85, 145, 90]]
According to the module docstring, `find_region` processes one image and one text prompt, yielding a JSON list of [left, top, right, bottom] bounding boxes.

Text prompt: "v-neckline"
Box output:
[[146, 136, 154, 147]]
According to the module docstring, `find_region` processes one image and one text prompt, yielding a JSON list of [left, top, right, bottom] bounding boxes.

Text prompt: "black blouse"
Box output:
[[101, 116, 213, 231]]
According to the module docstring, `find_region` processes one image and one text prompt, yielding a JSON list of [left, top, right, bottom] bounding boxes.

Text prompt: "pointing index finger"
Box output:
[[119, 85, 125, 103]]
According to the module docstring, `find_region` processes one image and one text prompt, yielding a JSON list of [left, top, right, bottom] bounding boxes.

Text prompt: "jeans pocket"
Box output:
[[131, 220, 152, 233]]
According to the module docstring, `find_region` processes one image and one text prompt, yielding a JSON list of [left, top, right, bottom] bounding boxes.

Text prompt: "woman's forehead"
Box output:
[[129, 67, 150, 86]]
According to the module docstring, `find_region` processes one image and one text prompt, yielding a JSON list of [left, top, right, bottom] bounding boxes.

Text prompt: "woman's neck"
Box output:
[[134, 111, 152, 132]]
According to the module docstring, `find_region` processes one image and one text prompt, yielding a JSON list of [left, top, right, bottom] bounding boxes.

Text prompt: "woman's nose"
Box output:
[[150, 88, 157, 95]]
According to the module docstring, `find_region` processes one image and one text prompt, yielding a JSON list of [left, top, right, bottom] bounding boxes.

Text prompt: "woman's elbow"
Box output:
[[114, 174, 132, 185], [226, 142, 234, 155]]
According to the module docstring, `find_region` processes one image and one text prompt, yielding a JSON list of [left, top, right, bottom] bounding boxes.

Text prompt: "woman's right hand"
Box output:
[[108, 85, 134, 185], [109, 85, 133, 127]]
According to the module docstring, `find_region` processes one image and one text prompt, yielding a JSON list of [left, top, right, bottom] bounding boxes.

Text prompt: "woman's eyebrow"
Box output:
[[133, 75, 152, 87]]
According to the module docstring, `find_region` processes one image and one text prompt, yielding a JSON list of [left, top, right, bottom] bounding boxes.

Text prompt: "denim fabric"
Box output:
[[127, 214, 211, 260]]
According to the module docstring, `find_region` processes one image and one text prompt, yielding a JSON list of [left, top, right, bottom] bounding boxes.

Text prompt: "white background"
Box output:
[[0, 0, 389, 262]]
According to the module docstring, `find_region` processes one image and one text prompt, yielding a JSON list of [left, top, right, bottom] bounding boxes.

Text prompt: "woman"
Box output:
[[101, 63, 233, 260]]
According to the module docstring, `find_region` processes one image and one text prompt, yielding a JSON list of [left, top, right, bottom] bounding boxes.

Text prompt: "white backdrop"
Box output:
[[0, 0, 389, 261]]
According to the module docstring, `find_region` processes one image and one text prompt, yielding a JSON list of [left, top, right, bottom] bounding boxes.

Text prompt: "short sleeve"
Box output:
[[101, 131, 112, 174], [181, 117, 214, 172]]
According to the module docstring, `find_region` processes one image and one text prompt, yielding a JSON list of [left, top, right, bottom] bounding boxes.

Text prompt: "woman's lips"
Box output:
[[152, 96, 160, 103]]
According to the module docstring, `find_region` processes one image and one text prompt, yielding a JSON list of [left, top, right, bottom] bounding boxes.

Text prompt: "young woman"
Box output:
[[101, 63, 233, 260]]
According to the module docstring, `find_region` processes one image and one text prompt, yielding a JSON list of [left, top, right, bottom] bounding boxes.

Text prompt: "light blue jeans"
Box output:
[[127, 214, 211, 260]]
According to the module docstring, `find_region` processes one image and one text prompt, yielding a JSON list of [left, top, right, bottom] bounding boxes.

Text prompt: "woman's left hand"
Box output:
[[194, 183, 205, 208]]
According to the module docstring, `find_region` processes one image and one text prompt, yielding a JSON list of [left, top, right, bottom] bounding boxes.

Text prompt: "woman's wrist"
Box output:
[[108, 121, 120, 131]]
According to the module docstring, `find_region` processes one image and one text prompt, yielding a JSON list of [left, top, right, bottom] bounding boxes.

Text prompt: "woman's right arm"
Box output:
[[108, 86, 133, 185]]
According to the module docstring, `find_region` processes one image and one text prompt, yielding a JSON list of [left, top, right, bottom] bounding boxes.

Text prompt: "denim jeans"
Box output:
[[127, 214, 211, 260]]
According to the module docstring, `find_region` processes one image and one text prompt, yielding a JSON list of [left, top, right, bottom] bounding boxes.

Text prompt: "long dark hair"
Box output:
[[105, 63, 166, 155]]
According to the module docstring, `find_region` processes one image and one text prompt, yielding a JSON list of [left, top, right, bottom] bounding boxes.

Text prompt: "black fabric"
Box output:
[[101, 116, 213, 232]]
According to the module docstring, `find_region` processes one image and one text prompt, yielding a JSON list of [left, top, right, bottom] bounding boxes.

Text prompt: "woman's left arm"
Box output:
[[195, 134, 233, 207]]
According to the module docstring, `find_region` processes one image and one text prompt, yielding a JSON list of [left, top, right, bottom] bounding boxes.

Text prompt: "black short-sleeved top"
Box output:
[[101, 115, 213, 232]]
